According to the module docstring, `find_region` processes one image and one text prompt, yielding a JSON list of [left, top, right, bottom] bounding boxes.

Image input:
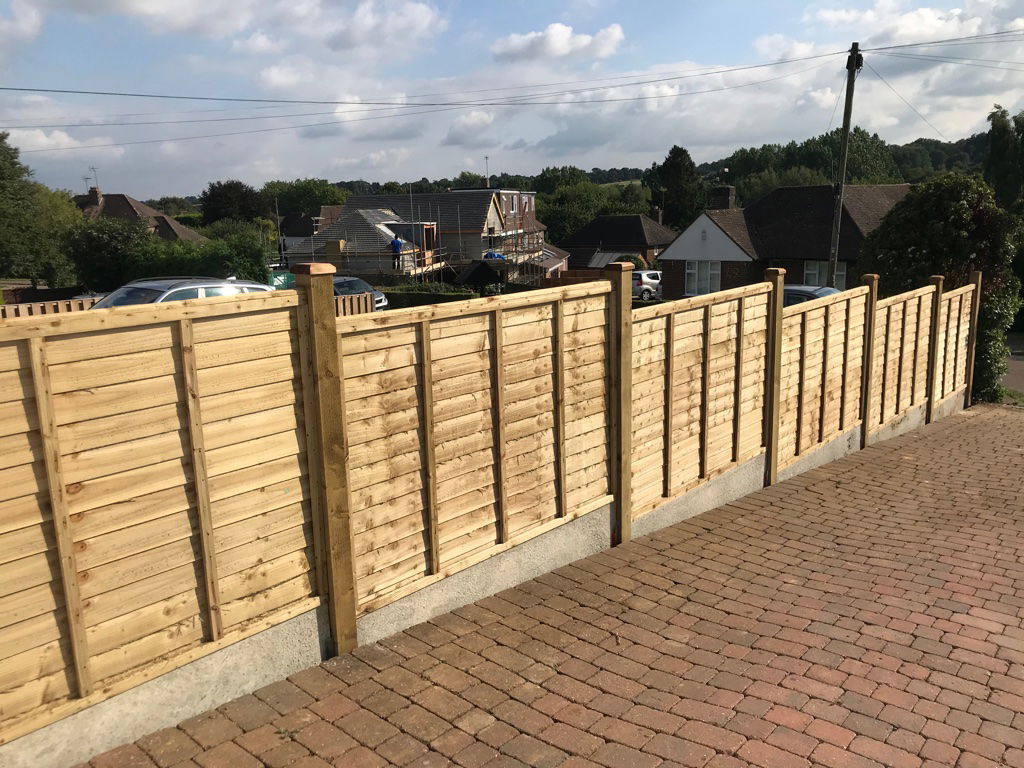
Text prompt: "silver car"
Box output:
[[90, 277, 274, 308], [633, 270, 662, 301], [332, 276, 389, 311]]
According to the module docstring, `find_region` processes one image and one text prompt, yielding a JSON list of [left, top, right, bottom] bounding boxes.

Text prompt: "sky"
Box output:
[[1, 0, 1023, 198]]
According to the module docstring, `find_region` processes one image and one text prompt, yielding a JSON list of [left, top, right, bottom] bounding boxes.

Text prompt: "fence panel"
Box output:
[[337, 282, 613, 614], [777, 287, 869, 469], [630, 283, 771, 517], [334, 293, 375, 316], [868, 287, 933, 431], [935, 285, 975, 401], [0, 298, 99, 320], [0, 292, 320, 740]]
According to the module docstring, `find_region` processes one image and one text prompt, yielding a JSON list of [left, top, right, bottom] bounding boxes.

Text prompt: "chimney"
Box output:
[[708, 185, 736, 210], [651, 205, 663, 225]]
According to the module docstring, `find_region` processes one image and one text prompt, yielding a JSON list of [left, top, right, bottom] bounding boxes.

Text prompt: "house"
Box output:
[[278, 212, 315, 253], [333, 189, 546, 268], [289, 207, 442, 276], [560, 214, 677, 269], [74, 187, 206, 242], [659, 184, 911, 298]]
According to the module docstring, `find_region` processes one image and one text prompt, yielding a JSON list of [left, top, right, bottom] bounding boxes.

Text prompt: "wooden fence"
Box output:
[[0, 298, 99, 319], [0, 292, 374, 322], [0, 264, 981, 743]]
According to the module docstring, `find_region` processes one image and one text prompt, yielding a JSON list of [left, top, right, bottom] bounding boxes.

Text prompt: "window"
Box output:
[[685, 261, 721, 295], [510, 195, 518, 215], [163, 288, 200, 301], [804, 260, 846, 290], [203, 285, 242, 297]]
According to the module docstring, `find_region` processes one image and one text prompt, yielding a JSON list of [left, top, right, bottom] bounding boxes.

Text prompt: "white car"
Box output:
[[633, 270, 662, 301]]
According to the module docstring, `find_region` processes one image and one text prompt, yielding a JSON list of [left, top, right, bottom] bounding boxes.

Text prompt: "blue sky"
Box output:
[[1, 0, 1022, 197]]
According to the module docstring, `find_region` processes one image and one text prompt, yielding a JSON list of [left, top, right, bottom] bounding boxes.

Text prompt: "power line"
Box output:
[[875, 50, 1024, 73], [17, 61, 832, 154], [0, 51, 842, 110], [864, 60, 947, 140], [863, 29, 1024, 52]]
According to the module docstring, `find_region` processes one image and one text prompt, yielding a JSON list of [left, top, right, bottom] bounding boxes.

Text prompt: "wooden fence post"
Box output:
[[606, 262, 634, 545], [859, 274, 879, 448], [963, 271, 983, 408], [762, 268, 785, 487], [292, 262, 358, 655], [925, 275, 944, 424]]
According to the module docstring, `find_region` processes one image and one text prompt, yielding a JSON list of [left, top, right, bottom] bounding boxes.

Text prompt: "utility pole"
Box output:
[[89, 165, 100, 189], [827, 42, 862, 289], [484, 156, 490, 188], [275, 197, 283, 266]]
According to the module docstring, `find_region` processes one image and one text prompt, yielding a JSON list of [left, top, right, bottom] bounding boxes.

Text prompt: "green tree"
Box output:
[[735, 166, 830, 206], [984, 104, 1023, 210], [143, 196, 198, 216], [860, 173, 1023, 402], [0, 133, 80, 286], [67, 217, 155, 291], [452, 170, 486, 189], [653, 145, 705, 230], [199, 179, 262, 224], [536, 182, 609, 243], [533, 166, 589, 195], [261, 178, 348, 216], [600, 182, 649, 216]]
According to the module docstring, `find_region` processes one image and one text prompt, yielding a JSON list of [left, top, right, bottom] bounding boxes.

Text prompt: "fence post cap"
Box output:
[[764, 267, 786, 279], [928, 274, 944, 284], [291, 262, 336, 276], [604, 262, 635, 272], [862, 273, 880, 286]]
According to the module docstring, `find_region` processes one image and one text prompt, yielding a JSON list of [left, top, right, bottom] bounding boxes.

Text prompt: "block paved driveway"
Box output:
[[90, 405, 1024, 768]]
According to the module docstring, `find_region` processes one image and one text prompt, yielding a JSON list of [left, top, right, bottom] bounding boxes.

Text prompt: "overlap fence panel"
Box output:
[[0, 299, 99, 320], [336, 282, 613, 614], [934, 284, 975, 402], [0, 293, 321, 741], [777, 287, 868, 469], [0, 264, 984, 748], [867, 286, 933, 432], [629, 283, 771, 517]]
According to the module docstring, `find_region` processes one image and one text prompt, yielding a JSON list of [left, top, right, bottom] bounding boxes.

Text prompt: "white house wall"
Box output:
[[659, 214, 752, 263]]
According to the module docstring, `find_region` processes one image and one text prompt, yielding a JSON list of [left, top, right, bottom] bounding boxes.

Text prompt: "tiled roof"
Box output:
[[291, 208, 413, 256], [342, 191, 499, 232], [74, 190, 206, 242], [560, 214, 677, 249], [699, 184, 911, 263]]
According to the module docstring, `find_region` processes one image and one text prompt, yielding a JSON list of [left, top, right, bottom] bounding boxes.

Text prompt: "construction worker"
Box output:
[[390, 235, 403, 270]]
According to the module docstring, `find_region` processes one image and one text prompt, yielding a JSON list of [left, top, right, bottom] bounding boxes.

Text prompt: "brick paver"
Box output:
[[89, 406, 1024, 767]]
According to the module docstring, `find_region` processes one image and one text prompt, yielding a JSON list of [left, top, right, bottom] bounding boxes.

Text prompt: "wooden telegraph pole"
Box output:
[[827, 42, 863, 288]]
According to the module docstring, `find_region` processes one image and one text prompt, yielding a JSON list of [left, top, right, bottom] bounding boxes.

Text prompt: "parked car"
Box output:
[[90, 277, 274, 308], [633, 270, 662, 301], [782, 284, 840, 307], [333, 276, 389, 311]]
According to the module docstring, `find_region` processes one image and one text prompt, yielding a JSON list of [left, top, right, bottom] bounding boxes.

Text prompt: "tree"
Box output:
[[452, 170, 486, 189], [67, 217, 155, 291], [143, 196, 198, 216], [536, 182, 609, 243], [735, 166, 830, 206], [860, 173, 1023, 402], [601, 182, 649, 216], [534, 166, 588, 195], [261, 178, 348, 216], [984, 105, 1023, 210], [0, 133, 80, 286], [654, 146, 705, 230], [199, 180, 262, 225]]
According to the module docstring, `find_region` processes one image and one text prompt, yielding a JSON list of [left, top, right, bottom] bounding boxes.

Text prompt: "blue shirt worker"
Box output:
[[390, 236, 403, 270]]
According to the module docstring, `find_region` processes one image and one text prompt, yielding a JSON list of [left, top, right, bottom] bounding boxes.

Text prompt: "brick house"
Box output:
[[659, 184, 911, 299]]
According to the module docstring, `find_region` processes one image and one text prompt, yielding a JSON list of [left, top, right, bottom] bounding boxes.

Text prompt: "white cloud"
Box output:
[[7, 128, 125, 157], [46, 0, 259, 38], [333, 146, 411, 169], [491, 22, 624, 61], [441, 110, 495, 148], [231, 30, 283, 54], [325, 0, 445, 51], [0, 0, 43, 64]]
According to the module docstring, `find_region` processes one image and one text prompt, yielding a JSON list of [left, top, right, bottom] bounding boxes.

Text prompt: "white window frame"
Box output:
[[803, 260, 846, 290], [685, 261, 721, 295], [510, 195, 518, 215]]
